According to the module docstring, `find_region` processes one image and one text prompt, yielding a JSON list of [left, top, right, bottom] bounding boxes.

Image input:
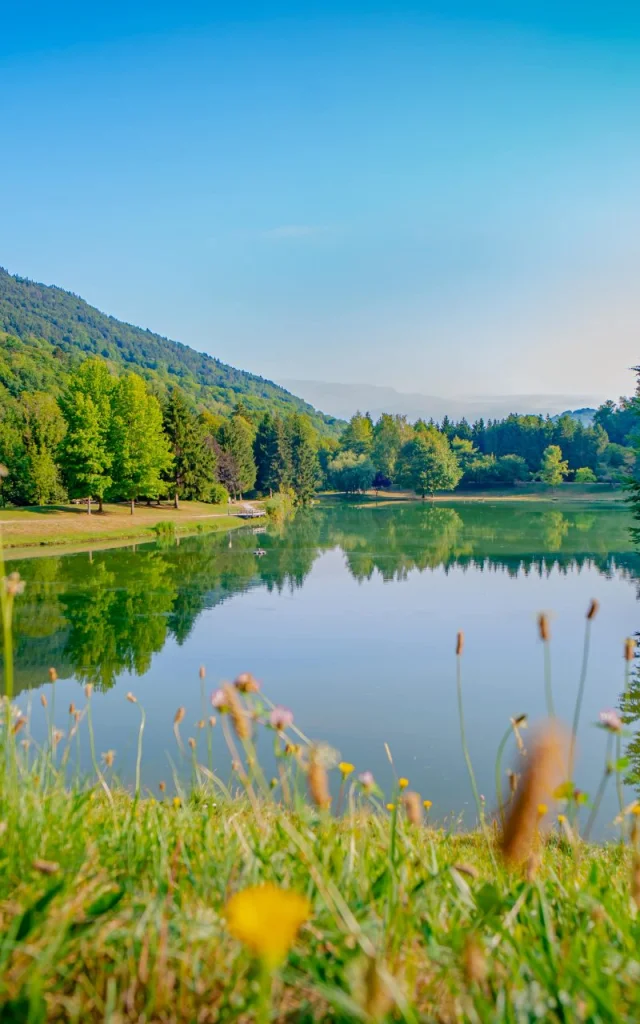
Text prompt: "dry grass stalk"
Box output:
[[501, 721, 568, 868], [625, 637, 635, 662], [538, 613, 550, 642], [32, 859, 59, 875], [456, 631, 464, 656], [586, 599, 599, 621], [402, 791, 422, 825], [308, 755, 331, 809], [223, 684, 251, 741]]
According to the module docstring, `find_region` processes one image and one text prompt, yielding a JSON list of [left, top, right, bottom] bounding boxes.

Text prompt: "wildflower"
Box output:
[[537, 803, 548, 817], [501, 722, 568, 868], [339, 761, 355, 777], [586, 599, 599, 621], [40, 693, 48, 708], [386, 803, 395, 812], [126, 692, 137, 704], [285, 742, 301, 756], [358, 771, 375, 790], [196, 719, 205, 729], [188, 737, 196, 750], [199, 665, 206, 680], [632, 804, 640, 816], [52, 729, 64, 747], [234, 672, 260, 694], [456, 631, 464, 656], [84, 683, 93, 699], [625, 637, 635, 662], [3, 572, 25, 598], [48, 668, 58, 683], [269, 706, 294, 732], [270, 777, 278, 789], [159, 781, 166, 793], [599, 709, 622, 733], [225, 884, 310, 967], [423, 799, 433, 810], [174, 706, 185, 725], [398, 777, 409, 790], [102, 750, 115, 768], [557, 814, 566, 824], [402, 792, 422, 825], [308, 753, 331, 809], [211, 689, 228, 711], [69, 703, 76, 716], [173, 797, 181, 808], [208, 715, 217, 728]]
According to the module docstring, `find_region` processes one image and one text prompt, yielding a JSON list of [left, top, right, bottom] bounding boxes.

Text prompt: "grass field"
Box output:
[[0, 499, 261, 553]]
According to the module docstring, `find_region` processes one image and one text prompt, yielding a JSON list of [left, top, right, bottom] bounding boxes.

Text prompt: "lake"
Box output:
[[5, 499, 640, 834]]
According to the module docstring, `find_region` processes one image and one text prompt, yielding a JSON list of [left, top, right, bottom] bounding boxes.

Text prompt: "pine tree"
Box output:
[[59, 359, 114, 513], [109, 373, 173, 513], [218, 414, 256, 497], [163, 389, 216, 507], [253, 412, 280, 495], [287, 413, 319, 504]]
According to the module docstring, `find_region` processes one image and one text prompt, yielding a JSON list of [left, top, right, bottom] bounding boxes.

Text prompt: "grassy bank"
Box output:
[[0, 499, 262, 553], [322, 483, 627, 506]]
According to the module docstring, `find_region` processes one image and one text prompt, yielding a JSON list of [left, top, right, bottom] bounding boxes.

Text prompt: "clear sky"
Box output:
[[2, 2, 639, 400]]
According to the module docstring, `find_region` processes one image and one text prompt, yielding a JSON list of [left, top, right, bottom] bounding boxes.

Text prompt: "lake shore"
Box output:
[[0, 499, 264, 556], [321, 482, 627, 505]]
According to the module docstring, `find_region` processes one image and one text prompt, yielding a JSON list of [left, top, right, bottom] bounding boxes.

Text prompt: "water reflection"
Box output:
[[4, 501, 638, 698]]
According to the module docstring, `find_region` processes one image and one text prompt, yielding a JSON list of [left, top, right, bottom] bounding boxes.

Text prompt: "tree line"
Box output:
[[322, 404, 638, 495], [1, 353, 639, 508]]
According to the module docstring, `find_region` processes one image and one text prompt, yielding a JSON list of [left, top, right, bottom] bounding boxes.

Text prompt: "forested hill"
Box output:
[[0, 267, 341, 436]]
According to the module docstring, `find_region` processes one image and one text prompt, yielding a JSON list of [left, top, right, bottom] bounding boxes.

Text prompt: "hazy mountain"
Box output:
[[280, 379, 602, 424]]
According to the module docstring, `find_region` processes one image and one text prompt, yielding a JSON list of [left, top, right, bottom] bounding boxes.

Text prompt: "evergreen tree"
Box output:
[[59, 359, 114, 513], [218, 414, 256, 497], [253, 412, 280, 495], [274, 415, 293, 490], [287, 413, 319, 504], [339, 412, 374, 455], [109, 373, 173, 513], [163, 388, 216, 507]]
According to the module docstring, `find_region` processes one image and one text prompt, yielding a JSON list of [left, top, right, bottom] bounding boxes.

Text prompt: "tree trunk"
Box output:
[[87, 496, 92, 515], [130, 499, 135, 515], [98, 496, 103, 514], [174, 491, 179, 510]]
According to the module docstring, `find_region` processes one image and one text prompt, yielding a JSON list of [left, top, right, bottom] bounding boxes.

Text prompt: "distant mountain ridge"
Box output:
[[280, 379, 603, 425], [0, 267, 342, 436]]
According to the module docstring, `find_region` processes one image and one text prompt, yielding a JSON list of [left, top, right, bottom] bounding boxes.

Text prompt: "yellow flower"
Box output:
[[557, 814, 566, 824], [339, 762, 355, 777], [423, 800, 433, 810], [632, 804, 640, 816], [172, 796, 181, 808], [386, 803, 395, 811], [399, 778, 409, 790], [225, 884, 310, 967], [537, 803, 548, 817]]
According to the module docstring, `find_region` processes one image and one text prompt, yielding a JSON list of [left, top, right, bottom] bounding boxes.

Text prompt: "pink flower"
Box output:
[[358, 771, 375, 789], [211, 689, 228, 711], [269, 706, 294, 731], [599, 709, 622, 732]]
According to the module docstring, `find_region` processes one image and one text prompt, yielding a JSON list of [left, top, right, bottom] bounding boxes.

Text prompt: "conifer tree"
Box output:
[[109, 373, 173, 513], [163, 389, 216, 507]]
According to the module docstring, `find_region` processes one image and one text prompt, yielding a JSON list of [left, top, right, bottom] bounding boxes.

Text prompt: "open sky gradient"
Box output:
[[2, 2, 639, 401]]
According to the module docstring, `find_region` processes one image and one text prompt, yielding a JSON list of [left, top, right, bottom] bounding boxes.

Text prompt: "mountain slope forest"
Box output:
[[0, 268, 341, 435]]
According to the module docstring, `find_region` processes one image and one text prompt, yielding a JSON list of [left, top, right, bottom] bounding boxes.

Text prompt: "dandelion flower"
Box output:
[[537, 803, 548, 817], [557, 814, 566, 824], [173, 796, 181, 808], [386, 803, 395, 812], [339, 761, 355, 777], [423, 799, 433, 810], [398, 777, 409, 790], [225, 884, 311, 967]]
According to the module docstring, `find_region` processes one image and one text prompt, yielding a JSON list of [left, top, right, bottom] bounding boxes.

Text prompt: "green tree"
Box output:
[[253, 412, 280, 495], [59, 359, 115, 513], [218, 414, 257, 497], [397, 427, 462, 498], [20, 392, 67, 504], [537, 445, 569, 487], [372, 414, 406, 480], [110, 373, 173, 513], [287, 413, 319, 504], [163, 388, 216, 507], [339, 412, 374, 456], [328, 451, 375, 493], [575, 466, 597, 483]]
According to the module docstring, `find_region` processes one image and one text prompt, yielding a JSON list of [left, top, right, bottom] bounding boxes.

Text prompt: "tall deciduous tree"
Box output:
[[287, 413, 319, 504], [339, 412, 374, 456], [109, 373, 173, 513], [163, 389, 216, 507], [537, 445, 569, 487], [398, 427, 462, 498], [59, 359, 114, 513], [372, 414, 406, 480]]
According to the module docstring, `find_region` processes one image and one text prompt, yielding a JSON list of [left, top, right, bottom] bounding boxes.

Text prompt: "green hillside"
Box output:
[[0, 267, 341, 436]]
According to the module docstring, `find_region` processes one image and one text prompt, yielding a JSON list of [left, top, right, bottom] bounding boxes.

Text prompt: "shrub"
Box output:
[[575, 467, 597, 484], [152, 520, 176, 540], [209, 483, 230, 505]]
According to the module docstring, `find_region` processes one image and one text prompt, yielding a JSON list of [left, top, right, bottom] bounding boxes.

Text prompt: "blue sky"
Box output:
[[2, 2, 639, 400]]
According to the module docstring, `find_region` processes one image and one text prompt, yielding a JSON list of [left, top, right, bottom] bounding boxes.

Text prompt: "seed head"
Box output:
[[537, 613, 550, 642], [625, 637, 635, 662], [234, 672, 260, 694], [84, 683, 93, 699], [126, 692, 137, 704], [454, 862, 479, 880], [208, 715, 217, 728], [196, 719, 205, 729], [159, 781, 166, 793], [102, 749, 115, 767], [308, 755, 331, 809], [188, 737, 196, 750], [69, 703, 76, 716], [40, 694, 48, 708], [456, 631, 464, 656], [199, 665, 206, 680], [224, 684, 251, 741], [501, 722, 568, 868], [12, 716, 27, 735], [174, 706, 185, 725], [52, 729, 64, 747], [402, 791, 422, 825], [48, 668, 58, 683]]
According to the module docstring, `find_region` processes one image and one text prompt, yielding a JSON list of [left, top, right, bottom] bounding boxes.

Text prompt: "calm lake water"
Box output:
[[5, 499, 640, 834]]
